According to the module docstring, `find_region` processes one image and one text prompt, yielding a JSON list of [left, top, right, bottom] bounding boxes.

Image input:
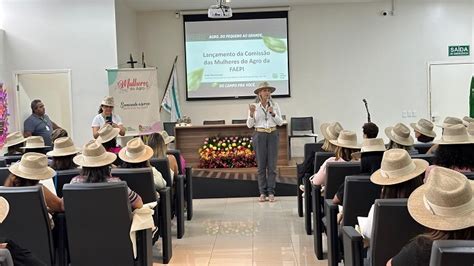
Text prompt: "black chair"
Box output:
[[111, 168, 172, 263], [304, 151, 334, 235], [0, 186, 55, 265], [0, 168, 9, 186], [288, 117, 317, 159], [150, 158, 185, 239], [430, 240, 474, 266], [312, 161, 361, 260], [203, 120, 225, 125], [411, 153, 435, 165], [464, 172, 474, 180], [342, 199, 424, 266], [63, 182, 152, 266], [0, 156, 22, 166], [325, 175, 381, 266], [0, 159, 6, 167], [55, 168, 80, 197], [163, 122, 176, 137], [413, 143, 433, 154], [231, 119, 247, 124], [297, 143, 324, 217], [167, 149, 193, 221], [341, 225, 364, 266]]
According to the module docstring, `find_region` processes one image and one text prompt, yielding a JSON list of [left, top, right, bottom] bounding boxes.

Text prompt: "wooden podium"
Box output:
[[175, 124, 289, 167]]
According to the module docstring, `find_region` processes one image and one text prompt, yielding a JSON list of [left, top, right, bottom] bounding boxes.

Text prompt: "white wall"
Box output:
[[136, 0, 473, 156], [115, 0, 139, 67], [1, 0, 118, 146]]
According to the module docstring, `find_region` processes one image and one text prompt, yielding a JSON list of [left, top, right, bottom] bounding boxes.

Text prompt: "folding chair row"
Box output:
[[167, 149, 193, 221]]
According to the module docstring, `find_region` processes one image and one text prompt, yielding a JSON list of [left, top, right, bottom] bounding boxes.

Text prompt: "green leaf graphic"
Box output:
[[188, 68, 204, 91], [262, 36, 287, 53]]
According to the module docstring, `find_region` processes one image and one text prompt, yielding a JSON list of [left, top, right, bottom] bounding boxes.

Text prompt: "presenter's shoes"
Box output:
[[268, 194, 275, 202], [258, 194, 267, 202]]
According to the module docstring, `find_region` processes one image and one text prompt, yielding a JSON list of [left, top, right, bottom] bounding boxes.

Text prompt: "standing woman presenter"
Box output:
[[247, 82, 284, 202]]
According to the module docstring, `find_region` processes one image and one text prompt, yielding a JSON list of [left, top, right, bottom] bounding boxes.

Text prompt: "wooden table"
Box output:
[[175, 124, 289, 167]]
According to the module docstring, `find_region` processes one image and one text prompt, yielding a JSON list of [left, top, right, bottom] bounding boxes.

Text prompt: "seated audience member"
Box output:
[[20, 136, 50, 154], [410, 118, 436, 143], [311, 130, 361, 186], [333, 138, 385, 204], [427, 116, 464, 154], [46, 137, 79, 171], [91, 96, 125, 139], [388, 167, 474, 266], [23, 99, 60, 147], [385, 123, 418, 155], [0, 196, 47, 265], [4, 153, 63, 213], [362, 122, 379, 138], [298, 122, 343, 182], [3, 132, 26, 156], [119, 138, 166, 191], [147, 132, 178, 180], [95, 124, 122, 165], [71, 141, 143, 210], [424, 124, 474, 181], [360, 149, 428, 245], [50, 128, 68, 143]]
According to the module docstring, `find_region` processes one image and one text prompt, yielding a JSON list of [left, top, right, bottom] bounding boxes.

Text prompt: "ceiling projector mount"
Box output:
[[208, 0, 232, 19]]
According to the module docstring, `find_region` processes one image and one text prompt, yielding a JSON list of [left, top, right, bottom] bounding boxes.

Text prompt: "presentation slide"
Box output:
[[184, 13, 289, 100]]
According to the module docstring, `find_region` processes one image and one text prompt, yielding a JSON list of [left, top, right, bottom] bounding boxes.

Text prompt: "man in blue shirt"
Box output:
[[23, 99, 61, 146]]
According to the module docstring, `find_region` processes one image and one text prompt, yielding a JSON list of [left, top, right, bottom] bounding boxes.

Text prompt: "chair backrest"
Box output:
[[203, 120, 225, 125], [231, 119, 247, 124], [411, 153, 435, 165], [0, 186, 54, 265], [55, 168, 81, 197], [304, 143, 324, 160], [150, 158, 172, 186], [163, 121, 176, 137], [463, 172, 474, 180], [342, 175, 381, 226], [0, 159, 5, 167], [111, 167, 157, 204], [290, 116, 314, 134], [314, 152, 335, 173], [1, 156, 22, 166], [63, 182, 135, 266], [0, 168, 9, 186], [341, 226, 364, 266], [413, 143, 433, 154], [370, 199, 425, 266], [167, 149, 184, 175], [325, 161, 361, 199], [430, 240, 474, 266]]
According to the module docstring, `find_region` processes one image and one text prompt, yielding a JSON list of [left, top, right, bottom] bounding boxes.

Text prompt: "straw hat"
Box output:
[[8, 152, 56, 180], [46, 137, 80, 157], [73, 140, 117, 167], [0, 197, 9, 223], [371, 149, 428, 186], [253, 81, 276, 95], [20, 136, 50, 149], [437, 116, 463, 128], [462, 116, 474, 126], [4, 131, 27, 148], [119, 138, 153, 163], [101, 96, 114, 107], [159, 130, 175, 145], [361, 138, 386, 153], [434, 124, 473, 145], [467, 122, 474, 136], [320, 122, 343, 141], [96, 124, 120, 143], [385, 123, 414, 146], [410, 119, 436, 138], [407, 167, 474, 231], [329, 130, 361, 149]]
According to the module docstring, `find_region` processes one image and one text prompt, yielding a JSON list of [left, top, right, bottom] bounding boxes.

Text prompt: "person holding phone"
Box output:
[[247, 82, 284, 202], [91, 96, 126, 139]]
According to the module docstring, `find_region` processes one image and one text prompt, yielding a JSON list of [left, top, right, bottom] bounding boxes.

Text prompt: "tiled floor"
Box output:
[[153, 196, 328, 265]]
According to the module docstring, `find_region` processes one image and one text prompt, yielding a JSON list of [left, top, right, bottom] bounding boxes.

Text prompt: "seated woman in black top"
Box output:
[[388, 167, 474, 266]]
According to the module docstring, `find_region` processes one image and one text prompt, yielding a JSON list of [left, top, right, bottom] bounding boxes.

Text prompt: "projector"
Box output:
[[208, 4, 232, 19]]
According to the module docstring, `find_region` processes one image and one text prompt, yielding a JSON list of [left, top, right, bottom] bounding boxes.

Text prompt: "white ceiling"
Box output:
[[124, 0, 385, 12]]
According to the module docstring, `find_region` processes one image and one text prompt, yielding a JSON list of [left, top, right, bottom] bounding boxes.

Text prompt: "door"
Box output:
[[15, 70, 73, 138]]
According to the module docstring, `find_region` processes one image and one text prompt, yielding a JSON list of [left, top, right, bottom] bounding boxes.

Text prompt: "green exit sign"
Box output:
[[449, 45, 470, 56]]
